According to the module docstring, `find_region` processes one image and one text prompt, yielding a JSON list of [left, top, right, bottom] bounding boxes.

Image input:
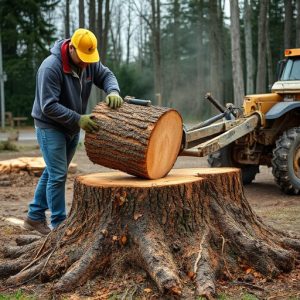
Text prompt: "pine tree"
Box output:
[[0, 0, 56, 119]]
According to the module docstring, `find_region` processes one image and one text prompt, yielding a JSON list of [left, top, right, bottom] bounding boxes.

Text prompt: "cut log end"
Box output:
[[146, 110, 183, 179], [78, 167, 238, 188]]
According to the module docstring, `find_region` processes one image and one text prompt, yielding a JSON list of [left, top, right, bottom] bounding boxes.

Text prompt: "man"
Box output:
[[24, 28, 123, 235]]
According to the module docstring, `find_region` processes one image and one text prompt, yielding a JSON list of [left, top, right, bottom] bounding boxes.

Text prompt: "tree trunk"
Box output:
[[296, 0, 300, 47], [65, 0, 70, 38], [109, 3, 122, 67], [209, 0, 222, 104], [170, 0, 180, 107], [244, 0, 254, 94], [85, 102, 183, 179], [217, 0, 225, 103], [256, 1, 268, 93], [89, 0, 96, 33], [230, 0, 245, 107], [101, 0, 110, 64], [126, 0, 132, 65], [151, 0, 163, 104], [97, 0, 103, 53], [266, 16, 273, 87], [2, 168, 300, 298], [284, 0, 293, 49], [196, 0, 207, 116], [79, 0, 85, 28], [96, 0, 110, 65]]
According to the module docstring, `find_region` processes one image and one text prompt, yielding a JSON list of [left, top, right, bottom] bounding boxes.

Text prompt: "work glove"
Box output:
[[78, 114, 99, 133], [105, 92, 123, 109]]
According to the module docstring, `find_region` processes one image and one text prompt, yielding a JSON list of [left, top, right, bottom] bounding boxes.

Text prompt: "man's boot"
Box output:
[[23, 217, 51, 235]]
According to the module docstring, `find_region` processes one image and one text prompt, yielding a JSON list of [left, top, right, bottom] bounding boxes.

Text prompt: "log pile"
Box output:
[[0, 157, 77, 176]]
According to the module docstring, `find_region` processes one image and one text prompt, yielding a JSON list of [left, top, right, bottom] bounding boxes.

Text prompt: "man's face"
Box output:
[[69, 45, 88, 69]]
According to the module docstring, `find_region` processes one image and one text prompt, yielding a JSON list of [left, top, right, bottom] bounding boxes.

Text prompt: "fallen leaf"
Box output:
[[144, 288, 152, 293], [187, 271, 196, 280], [136, 275, 145, 283], [171, 286, 182, 295], [120, 235, 127, 245]]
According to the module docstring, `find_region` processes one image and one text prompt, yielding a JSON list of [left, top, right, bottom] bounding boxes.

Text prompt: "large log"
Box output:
[[84, 102, 183, 179], [2, 168, 300, 298]]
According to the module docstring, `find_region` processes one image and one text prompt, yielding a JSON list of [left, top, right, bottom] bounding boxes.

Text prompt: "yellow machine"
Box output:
[[180, 49, 300, 194]]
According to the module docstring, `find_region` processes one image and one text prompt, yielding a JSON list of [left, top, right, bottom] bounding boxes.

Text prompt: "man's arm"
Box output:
[[92, 62, 120, 94], [37, 67, 81, 128]]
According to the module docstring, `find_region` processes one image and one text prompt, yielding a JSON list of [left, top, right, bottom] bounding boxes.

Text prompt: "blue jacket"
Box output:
[[32, 39, 120, 136]]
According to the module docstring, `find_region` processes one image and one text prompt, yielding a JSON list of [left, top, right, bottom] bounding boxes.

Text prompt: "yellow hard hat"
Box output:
[[71, 28, 100, 63]]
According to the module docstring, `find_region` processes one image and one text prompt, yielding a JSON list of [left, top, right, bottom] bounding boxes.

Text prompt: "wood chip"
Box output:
[[134, 213, 143, 220], [101, 229, 108, 236]]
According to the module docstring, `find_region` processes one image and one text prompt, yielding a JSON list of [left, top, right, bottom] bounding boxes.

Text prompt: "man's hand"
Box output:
[[78, 114, 99, 133], [105, 92, 123, 109]]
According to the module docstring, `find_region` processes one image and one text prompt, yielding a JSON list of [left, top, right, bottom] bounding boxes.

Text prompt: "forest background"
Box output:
[[0, 0, 299, 122]]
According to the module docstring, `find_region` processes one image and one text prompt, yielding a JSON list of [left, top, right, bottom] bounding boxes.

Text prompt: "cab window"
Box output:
[[281, 58, 300, 80], [289, 59, 300, 80]]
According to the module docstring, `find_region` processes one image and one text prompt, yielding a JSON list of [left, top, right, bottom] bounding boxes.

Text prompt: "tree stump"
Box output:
[[85, 102, 183, 179], [2, 168, 300, 298]]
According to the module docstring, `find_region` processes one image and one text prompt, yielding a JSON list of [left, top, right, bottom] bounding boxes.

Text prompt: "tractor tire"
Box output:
[[272, 127, 300, 195], [208, 145, 259, 185]]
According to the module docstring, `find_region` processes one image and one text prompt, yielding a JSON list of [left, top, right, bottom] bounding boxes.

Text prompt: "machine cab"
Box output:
[[272, 49, 300, 97]]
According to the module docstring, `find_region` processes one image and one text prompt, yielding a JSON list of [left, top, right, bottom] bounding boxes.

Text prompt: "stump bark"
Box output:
[[1, 168, 300, 298], [85, 102, 183, 179]]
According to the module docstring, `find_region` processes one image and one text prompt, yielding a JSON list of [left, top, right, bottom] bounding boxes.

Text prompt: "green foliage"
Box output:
[[0, 290, 35, 300], [200, 293, 260, 300], [268, 0, 286, 67], [113, 63, 154, 101], [241, 293, 259, 300], [108, 294, 120, 300], [0, 0, 57, 122], [4, 57, 36, 120], [241, 294, 259, 300]]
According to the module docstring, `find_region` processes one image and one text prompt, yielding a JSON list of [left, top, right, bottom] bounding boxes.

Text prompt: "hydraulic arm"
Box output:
[[180, 93, 261, 157]]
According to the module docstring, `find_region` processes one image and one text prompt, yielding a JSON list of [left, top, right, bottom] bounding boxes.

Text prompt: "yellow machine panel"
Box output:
[[285, 48, 300, 57], [243, 93, 283, 116]]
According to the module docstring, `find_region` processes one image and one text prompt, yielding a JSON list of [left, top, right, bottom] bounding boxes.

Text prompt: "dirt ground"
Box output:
[[0, 141, 300, 299]]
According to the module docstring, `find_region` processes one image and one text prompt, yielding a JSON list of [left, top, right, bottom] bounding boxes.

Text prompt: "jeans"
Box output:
[[28, 128, 79, 228]]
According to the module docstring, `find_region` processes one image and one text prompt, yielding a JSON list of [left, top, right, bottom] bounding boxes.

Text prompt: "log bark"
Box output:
[[85, 102, 183, 179], [2, 168, 300, 298]]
